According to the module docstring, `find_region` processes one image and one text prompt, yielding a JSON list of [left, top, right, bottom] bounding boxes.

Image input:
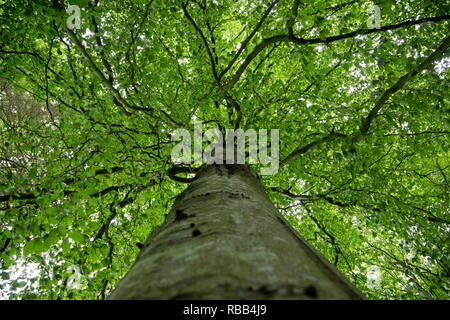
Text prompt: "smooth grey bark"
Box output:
[[108, 164, 364, 299]]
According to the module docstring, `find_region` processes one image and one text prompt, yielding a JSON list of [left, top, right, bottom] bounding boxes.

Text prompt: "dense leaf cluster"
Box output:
[[0, 0, 449, 299]]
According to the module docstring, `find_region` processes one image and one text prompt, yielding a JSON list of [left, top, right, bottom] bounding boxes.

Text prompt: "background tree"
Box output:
[[0, 0, 449, 299]]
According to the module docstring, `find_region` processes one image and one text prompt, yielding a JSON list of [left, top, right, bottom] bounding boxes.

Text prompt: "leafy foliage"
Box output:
[[0, 0, 449, 299]]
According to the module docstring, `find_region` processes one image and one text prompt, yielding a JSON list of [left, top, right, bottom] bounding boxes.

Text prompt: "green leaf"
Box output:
[[23, 240, 36, 257], [69, 230, 84, 242], [61, 238, 70, 253], [1, 272, 10, 280], [28, 167, 37, 178]]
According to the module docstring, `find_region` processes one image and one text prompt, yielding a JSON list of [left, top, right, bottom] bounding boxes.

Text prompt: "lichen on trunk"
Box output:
[[108, 164, 364, 299]]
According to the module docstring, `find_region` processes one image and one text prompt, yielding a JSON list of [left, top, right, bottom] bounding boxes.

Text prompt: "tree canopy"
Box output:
[[0, 0, 449, 299]]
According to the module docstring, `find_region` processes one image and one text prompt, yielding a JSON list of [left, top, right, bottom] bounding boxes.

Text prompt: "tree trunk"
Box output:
[[107, 164, 364, 299]]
